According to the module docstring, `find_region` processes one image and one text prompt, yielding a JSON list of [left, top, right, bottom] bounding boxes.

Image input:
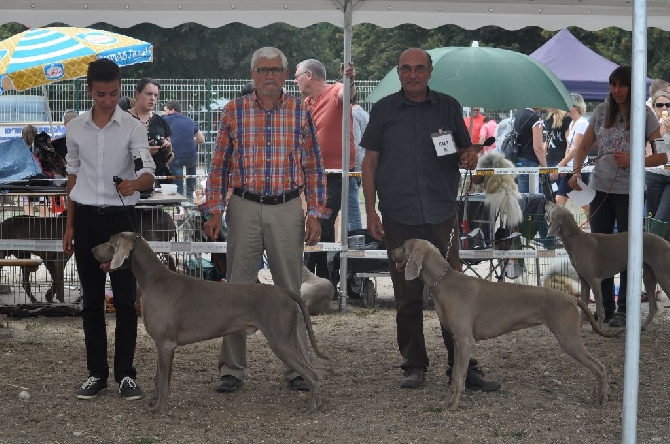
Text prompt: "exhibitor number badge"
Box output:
[[431, 130, 456, 156]]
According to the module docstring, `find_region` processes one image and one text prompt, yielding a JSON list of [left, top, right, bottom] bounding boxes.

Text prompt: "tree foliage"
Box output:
[[1, 22, 669, 81]]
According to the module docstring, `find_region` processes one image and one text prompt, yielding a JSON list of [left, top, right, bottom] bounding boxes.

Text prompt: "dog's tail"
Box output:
[[286, 290, 329, 360], [576, 299, 625, 338]]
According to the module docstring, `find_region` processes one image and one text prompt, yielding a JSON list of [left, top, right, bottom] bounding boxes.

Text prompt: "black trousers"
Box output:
[[305, 173, 342, 280], [74, 205, 138, 383], [589, 191, 629, 314], [383, 216, 475, 370]]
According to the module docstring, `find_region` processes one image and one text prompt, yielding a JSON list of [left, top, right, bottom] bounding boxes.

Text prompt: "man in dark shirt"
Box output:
[[361, 47, 501, 391], [163, 101, 205, 198]]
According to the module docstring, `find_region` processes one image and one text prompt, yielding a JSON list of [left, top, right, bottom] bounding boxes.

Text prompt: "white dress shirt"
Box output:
[[66, 105, 155, 206]]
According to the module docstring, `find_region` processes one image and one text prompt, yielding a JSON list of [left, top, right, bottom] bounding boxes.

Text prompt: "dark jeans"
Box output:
[[74, 206, 139, 383], [305, 173, 342, 281], [589, 191, 629, 314], [170, 156, 197, 198], [383, 216, 475, 370]]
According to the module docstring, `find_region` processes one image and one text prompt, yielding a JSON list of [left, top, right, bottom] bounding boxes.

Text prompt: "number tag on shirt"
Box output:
[[431, 131, 457, 156]]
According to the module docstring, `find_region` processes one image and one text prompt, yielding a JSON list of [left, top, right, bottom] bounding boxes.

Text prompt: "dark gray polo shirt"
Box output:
[[361, 89, 471, 225]]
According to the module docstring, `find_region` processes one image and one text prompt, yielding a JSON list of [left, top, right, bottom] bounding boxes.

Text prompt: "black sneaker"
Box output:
[[289, 376, 310, 391], [118, 377, 143, 400], [216, 375, 243, 393], [76, 376, 107, 399]]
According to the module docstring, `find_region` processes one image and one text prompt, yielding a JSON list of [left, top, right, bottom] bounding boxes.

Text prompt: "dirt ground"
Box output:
[[1, 272, 670, 444]]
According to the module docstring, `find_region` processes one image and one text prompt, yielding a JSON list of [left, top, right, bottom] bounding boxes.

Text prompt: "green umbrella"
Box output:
[[366, 46, 574, 110]]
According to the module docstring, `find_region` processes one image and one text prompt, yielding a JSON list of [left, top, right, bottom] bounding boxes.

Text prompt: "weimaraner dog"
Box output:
[[545, 202, 670, 330], [389, 239, 619, 410], [92, 232, 326, 414], [300, 266, 335, 315]]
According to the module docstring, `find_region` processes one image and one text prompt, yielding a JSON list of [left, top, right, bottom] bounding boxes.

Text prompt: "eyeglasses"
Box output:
[[654, 102, 670, 108], [253, 67, 285, 76], [398, 64, 429, 74], [294, 71, 308, 80]]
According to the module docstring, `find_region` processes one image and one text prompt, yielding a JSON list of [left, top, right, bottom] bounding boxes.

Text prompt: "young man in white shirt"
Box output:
[[63, 58, 155, 401]]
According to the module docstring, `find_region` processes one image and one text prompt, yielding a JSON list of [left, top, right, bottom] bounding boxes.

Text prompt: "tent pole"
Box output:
[[338, 0, 353, 311], [621, 1, 646, 442]]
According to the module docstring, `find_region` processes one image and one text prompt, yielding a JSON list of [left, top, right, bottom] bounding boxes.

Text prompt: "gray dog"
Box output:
[[92, 232, 326, 414], [390, 239, 619, 410], [545, 202, 669, 329]]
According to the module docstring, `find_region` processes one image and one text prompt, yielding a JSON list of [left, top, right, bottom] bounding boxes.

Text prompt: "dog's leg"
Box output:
[[643, 265, 661, 330], [20, 264, 38, 304], [547, 317, 608, 406], [43, 257, 65, 303], [446, 336, 473, 410], [149, 340, 177, 414], [587, 278, 605, 328], [578, 276, 591, 324], [264, 322, 321, 414]]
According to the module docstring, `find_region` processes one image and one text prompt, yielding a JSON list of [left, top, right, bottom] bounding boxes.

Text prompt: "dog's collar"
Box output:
[[427, 267, 450, 288]]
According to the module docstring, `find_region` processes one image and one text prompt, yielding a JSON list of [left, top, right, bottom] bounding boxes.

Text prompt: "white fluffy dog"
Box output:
[[542, 258, 580, 297]]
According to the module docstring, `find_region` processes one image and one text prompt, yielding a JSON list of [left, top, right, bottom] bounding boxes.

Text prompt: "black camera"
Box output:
[[148, 133, 166, 147]]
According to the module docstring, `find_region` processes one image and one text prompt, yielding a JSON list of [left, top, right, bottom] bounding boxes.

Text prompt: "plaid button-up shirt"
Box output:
[[205, 91, 328, 218]]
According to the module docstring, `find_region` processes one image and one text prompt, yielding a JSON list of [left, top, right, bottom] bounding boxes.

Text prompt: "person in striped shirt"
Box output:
[[203, 47, 328, 394]]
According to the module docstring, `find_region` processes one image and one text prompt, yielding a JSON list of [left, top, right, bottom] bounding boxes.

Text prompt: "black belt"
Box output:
[[76, 203, 134, 215], [232, 188, 301, 205]]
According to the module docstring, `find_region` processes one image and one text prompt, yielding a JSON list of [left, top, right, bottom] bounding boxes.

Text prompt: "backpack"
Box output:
[[499, 116, 520, 162], [500, 111, 536, 163]]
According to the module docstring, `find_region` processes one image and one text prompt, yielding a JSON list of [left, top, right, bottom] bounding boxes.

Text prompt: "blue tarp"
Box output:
[[530, 28, 620, 101], [0, 137, 41, 184]]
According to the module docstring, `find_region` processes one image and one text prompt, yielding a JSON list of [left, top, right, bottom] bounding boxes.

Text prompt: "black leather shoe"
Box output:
[[447, 365, 501, 392], [216, 375, 243, 393], [593, 311, 615, 324], [400, 368, 425, 389], [289, 376, 310, 391]]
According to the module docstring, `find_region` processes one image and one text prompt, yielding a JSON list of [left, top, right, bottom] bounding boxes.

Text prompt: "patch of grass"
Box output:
[[25, 320, 43, 330], [353, 308, 378, 317], [512, 429, 528, 440]]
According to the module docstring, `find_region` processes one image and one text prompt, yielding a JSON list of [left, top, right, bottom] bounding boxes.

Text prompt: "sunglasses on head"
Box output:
[[655, 102, 670, 108]]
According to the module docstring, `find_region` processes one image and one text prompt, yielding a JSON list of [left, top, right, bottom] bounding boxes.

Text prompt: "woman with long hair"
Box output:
[[127, 78, 173, 188], [544, 108, 571, 169], [569, 66, 663, 327]]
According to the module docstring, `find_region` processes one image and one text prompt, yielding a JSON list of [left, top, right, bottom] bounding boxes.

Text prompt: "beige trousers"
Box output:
[[218, 194, 307, 381]]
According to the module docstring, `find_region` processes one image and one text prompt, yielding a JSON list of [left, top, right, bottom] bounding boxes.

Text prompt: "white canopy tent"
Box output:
[[0, 0, 669, 30], [1, 2, 666, 442]]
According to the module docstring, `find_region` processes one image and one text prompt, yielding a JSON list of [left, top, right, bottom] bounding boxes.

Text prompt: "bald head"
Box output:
[[398, 48, 432, 67], [397, 48, 433, 102]]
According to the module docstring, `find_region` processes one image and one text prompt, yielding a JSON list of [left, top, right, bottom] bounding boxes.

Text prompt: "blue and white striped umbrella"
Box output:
[[0, 27, 152, 93]]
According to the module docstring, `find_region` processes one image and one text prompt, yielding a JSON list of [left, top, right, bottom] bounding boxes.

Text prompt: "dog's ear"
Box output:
[[110, 235, 134, 270], [404, 246, 425, 281]]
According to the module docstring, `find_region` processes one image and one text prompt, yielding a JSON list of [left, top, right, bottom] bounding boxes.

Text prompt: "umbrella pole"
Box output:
[[42, 85, 54, 137]]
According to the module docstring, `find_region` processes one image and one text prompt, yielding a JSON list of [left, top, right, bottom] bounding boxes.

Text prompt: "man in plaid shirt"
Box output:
[[203, 47, 328, 393]]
